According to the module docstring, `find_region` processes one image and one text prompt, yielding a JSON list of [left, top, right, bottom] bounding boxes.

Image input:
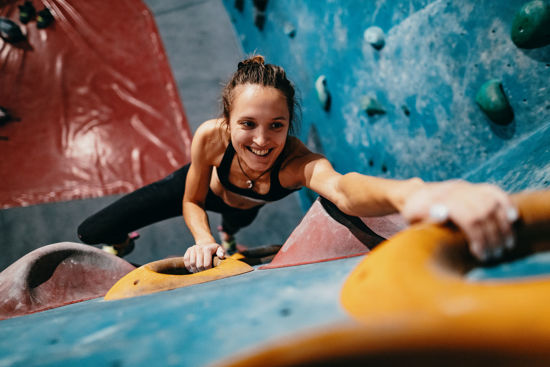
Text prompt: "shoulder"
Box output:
[[279, 136, 329, 188], [191, 119, 229, 166], [282, 136, 325, 168]]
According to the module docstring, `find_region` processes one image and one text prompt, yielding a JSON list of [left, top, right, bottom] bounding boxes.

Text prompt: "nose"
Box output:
[[252, 128, 269, 147]]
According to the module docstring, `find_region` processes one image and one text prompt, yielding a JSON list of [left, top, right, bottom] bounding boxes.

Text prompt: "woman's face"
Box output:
[[228, 84, 290, 173]]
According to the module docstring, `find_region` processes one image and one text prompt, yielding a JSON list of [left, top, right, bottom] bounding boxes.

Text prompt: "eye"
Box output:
[[240, 120, 255, 128], [271, 122, 285, 129]]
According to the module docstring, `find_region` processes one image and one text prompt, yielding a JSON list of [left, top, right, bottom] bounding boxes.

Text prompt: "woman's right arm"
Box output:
[[182, 121, 225, 273]]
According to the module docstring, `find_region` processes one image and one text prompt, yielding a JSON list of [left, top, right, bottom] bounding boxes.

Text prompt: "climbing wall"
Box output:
[[223, 0, 550, 209], [0, 0, 192, 209]]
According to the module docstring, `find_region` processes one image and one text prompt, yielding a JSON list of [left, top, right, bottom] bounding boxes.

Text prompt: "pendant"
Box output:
[[246, 180, 254, 189]]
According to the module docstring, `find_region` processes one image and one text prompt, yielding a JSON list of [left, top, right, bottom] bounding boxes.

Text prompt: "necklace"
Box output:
[[236, 155, 272, 189]]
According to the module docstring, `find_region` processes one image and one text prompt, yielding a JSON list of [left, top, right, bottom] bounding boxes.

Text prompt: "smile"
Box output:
[[247, 147, 272, 157]]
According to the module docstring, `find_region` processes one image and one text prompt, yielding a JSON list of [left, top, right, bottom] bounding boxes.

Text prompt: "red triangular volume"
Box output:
[[0, 243, 136, 320], [260, 197, 406, 269]]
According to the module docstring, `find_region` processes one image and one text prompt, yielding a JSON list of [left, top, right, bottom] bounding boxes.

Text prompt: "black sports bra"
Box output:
[[216, 142, 299, 202]]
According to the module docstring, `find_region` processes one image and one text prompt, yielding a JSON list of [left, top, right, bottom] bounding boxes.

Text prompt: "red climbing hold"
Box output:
[[0, 242, 135, 320], [260, 197, 406, 269]]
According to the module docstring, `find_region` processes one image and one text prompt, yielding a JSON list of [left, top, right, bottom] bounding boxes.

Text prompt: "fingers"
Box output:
[[450, 186, 518, 262], [403, 181, 519, 263], [183, 244, 223, 273], [216, 246, 226, 259], [183, 247, 197, 273]]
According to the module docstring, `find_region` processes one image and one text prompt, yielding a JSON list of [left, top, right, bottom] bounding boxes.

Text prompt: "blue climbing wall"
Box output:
[[223, 0, 550, 208]]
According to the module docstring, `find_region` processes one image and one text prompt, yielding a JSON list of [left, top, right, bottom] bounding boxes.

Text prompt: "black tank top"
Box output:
[[216, 142, 299, 202]]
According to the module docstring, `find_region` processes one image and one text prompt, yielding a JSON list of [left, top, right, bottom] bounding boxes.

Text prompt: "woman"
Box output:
[[78, 55, 518, 273]]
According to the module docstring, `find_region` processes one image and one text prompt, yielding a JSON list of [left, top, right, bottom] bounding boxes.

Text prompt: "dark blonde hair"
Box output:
[[221, 55, 300, 135]]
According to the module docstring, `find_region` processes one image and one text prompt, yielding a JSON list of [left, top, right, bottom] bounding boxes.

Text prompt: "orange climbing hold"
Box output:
[[105, 254, 254, 301]]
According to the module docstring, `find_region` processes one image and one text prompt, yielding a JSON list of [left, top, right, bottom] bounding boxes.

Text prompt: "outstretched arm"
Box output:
[[291, 144, 517, 262]]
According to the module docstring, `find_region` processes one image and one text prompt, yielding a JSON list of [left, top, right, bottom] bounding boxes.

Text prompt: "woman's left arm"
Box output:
[[293, 148, 517, 262]]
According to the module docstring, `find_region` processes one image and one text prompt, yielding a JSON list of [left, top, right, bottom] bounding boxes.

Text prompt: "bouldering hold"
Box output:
[[37, 8, 55, 29], [361, 96, 386, 117], [306, 124, 323, 154], [283, 22, 296, 38], [363, 26, 385, 50], [401, 105, 411, 117], [0, 242, 135, 320], [18, 1, 36, 24], [260, 197, 406, 269], [0, 106, 13, 126], [511, 0, 550, 49], [0, 18, 26, 43], [341, 190, 550, 346], [254, 11, 266, 31], [315, 75, 331, 111], [475, 80, 514, 125], [104, 254, 253, 301], [253, 0, 268, 12], [234, 0, 244, 12]]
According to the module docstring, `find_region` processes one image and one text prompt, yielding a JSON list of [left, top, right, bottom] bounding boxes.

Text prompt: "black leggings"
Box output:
[[77, 164, 263, 245]]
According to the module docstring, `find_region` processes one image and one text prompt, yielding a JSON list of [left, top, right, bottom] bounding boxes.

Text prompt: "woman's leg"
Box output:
[[77, 164, 190, 245]]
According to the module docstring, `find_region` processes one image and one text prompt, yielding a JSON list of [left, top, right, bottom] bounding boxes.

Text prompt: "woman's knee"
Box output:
[[77, 216, 125, 245], [77, 218, 98, 244]]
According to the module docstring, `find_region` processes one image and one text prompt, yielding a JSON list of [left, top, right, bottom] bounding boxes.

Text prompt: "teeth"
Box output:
[[250, 148, 269, 156]]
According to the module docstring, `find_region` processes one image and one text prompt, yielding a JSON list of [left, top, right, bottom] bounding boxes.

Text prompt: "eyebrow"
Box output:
[[240, 116, 288, 121]]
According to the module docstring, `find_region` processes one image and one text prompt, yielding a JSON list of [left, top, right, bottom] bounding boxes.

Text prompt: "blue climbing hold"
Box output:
[[284, 23, 296, 38], [315, 75, 331, 112], [364, 26, 385, 50], [361, 96, 386, 116]]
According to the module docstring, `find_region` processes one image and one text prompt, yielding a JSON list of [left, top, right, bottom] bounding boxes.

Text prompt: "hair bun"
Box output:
[[238, 55, 265, 70]]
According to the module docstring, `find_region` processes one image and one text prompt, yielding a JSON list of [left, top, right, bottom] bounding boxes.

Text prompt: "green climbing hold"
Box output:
[[361, 96, 385, 116], [19, 1, 36, 24], [37, 7, 55, 29], [511, 0, 550, 49], [475, 80, 514, 125]]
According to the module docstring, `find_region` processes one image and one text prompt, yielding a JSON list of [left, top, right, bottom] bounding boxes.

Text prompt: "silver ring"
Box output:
[[506, 207, 519, 222], [429, 204, 449, 223]]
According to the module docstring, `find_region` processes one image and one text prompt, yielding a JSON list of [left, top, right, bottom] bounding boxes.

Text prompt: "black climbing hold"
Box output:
[[37, 8, 55, 29], [381, 165, 388, 173], [315, 76, 331, 112], [511, 0, 550, 49], [19, 1, 36, 24], [0, 106, 13, 127], [475, 80, 514, 125], [253, 0, 268, 12], [0, 18, 26, 43], [361, 96, 386, 117], [234, 0, 244, 12], [369, 159, 374, 167], [401, 105, 411, 117], [254, 12, 266, 31]]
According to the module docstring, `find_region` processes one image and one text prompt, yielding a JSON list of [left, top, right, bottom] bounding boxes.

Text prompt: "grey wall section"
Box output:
[[0, 0, 303, 271], [222, 0, 550, 208]]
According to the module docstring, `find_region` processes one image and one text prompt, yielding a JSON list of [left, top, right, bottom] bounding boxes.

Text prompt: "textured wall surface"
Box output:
[[223, 0, 550, 207]]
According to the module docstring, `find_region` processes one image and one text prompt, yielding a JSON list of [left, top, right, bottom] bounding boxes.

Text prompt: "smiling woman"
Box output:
[[78, 55, 519, 274]]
